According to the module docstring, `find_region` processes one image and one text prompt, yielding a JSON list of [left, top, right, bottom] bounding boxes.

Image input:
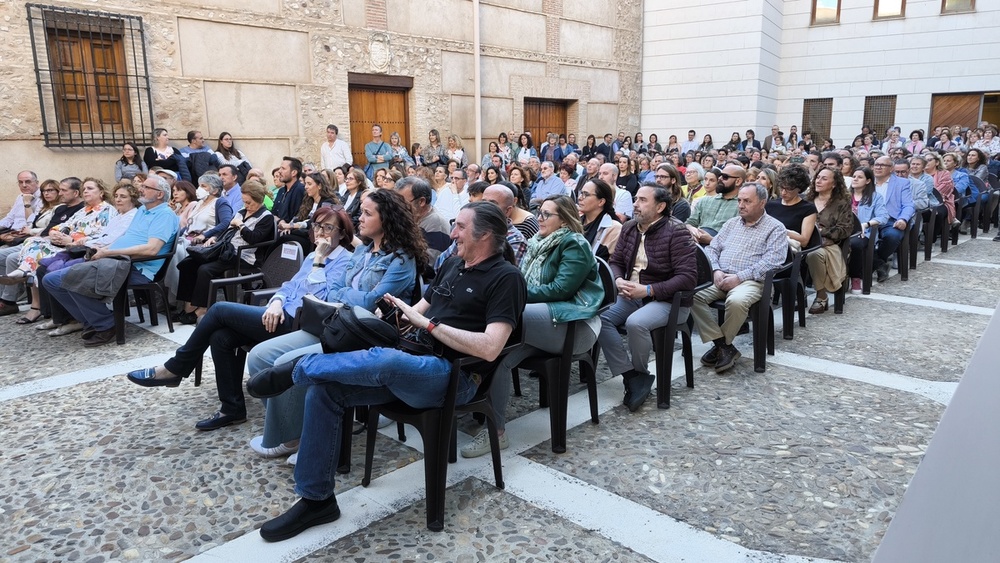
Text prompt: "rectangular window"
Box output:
[[802, 98, 833, 144], [875, 0, 906, 19], [863, 96, 898, 142], [942, 0, 974, 13], [812, 0, 841, 25], [27, 4, 154, 147]]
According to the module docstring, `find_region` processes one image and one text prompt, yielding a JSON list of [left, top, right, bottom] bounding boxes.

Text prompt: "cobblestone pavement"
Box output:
[[1, 236, 996, 562]]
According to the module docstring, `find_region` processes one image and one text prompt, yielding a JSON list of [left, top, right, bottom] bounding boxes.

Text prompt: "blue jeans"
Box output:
[[292, 348, 477, 500], [43, 266, 150, 331], [876, 224, 906, 266], [247, 329, 324, 447], [164, 301, 293, 417]]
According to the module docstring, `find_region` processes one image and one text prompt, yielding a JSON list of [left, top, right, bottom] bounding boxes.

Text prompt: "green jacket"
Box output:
[[526, 232, 605, 324]]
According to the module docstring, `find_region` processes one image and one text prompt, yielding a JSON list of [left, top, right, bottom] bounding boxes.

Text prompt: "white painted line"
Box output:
[[852, 292, 995, 316], [0, 352, 176, 402], [769, 351, 958, 405], [932, 259, 1000, 270], [500, 456, 839, 563]]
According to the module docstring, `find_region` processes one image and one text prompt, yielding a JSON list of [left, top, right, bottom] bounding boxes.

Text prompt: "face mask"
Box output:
[[196, 187, 209, 200]]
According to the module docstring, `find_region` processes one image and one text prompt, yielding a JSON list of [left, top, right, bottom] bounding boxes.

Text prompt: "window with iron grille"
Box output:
[[863, 95, 897, 141], [802, 98, 833, 144], [27, 4, 154, 148]]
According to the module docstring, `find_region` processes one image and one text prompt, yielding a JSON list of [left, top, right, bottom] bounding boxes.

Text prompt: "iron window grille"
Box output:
[[26, 3, 154, 148]]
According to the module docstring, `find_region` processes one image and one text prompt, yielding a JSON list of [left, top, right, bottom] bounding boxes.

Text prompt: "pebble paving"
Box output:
[[0, 236, 995, 562]]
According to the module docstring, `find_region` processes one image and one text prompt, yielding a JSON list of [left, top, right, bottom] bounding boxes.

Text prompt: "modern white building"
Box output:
[[642, 0, 997, 148]]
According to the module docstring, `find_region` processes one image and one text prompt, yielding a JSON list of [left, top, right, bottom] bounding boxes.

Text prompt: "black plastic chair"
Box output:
[[970, 176, 987, 237], [774, 228, 822, 340], [832, 217, 863, 314], [221, 216, 280, 302], [112, 237, 179, 345], [709, 255, 790, 373], [511, 258, 614, 452], [650, 245, 713, 408], [361, 322, 524, 531]]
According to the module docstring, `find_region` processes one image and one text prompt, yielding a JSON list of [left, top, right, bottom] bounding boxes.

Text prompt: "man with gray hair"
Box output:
[[396, 176, 451, 263], [690, 183, 787, 373], [42, 175, 179, 347], [598, 162, 633, 222], [530, 161, 568, 207]]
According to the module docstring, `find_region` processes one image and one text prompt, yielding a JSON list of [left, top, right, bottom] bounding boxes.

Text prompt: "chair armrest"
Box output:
[[245, 287, 279, 306], [208, 272, 264, 305]]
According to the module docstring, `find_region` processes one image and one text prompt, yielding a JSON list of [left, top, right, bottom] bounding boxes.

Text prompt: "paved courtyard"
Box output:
[[1, 235, 996, 563]]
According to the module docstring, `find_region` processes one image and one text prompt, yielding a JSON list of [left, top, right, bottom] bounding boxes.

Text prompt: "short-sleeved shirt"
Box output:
[[424, 253, 527, 373], [765, 199, 817, 233], [110, 202, 179, 279]]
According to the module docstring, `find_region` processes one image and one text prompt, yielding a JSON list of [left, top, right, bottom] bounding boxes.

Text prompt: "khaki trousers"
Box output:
[[691, 280, 763, 345]]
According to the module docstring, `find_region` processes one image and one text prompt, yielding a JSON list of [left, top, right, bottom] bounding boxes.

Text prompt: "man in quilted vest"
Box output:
[[596, 183, 698, 412]]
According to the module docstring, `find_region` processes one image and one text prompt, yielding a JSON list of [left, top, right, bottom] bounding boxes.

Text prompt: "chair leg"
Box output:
[[338, 407, 353, 474], [423, 412, 447, 532], [652, 326, 675, 410], [682, 331, 694, 389], [796, 284, 807, 327], [361, 408, 380, 487], [481, 409, 505, 489], [548, 358, 569, 453], [781, 283, 794, 340], [511, 369, 522, 397], [158, 285, 175, 333], [580, 358, 599, 424], [113, 287, 127, 345]]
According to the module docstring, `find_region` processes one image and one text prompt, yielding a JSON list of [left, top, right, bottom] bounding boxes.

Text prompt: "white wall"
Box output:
[[642, 0, 1000, 148]]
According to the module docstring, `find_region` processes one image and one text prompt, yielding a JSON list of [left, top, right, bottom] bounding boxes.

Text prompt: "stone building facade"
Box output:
[[0, 0, 641, 205]]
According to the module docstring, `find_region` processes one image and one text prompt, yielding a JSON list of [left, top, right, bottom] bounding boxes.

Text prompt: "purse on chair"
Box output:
[[300, 295, 398, 353]]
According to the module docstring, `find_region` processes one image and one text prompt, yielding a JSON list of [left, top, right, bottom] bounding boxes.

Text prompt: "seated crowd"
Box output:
[[1, 120, 998, 542]]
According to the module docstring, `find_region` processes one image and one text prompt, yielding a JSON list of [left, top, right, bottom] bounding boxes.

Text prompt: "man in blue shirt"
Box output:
[[530, 161, 568, 207], [364, 124, 392, 179], [43, 175, 179, 346], [218, 164, 244, 212]]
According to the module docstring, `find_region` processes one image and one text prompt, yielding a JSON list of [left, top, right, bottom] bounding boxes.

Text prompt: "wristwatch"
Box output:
[[426, 317, 440, 334]]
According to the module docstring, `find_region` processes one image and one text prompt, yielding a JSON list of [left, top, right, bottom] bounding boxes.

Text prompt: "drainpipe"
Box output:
[[473, 0, 482, 164]]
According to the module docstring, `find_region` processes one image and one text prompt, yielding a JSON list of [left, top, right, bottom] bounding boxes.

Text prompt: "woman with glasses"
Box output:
[[765, 165, 817, 251], [126, 205, 356, 430], [461, 194, 604, 459], [242, 189, 425, 460], [272, 172, 341, 255], [577, 178, 622, 260]]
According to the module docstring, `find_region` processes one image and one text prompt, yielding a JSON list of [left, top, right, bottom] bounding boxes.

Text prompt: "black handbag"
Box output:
[[187, 227, 237, 263], [236, 160, 252, 184], [320, 305, 398, 354]]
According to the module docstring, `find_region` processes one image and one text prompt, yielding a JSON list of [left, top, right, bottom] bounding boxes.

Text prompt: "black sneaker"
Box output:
[[700, 345, 719, 367], [714, 344, 742, 373], [876, 263, 891, 283]]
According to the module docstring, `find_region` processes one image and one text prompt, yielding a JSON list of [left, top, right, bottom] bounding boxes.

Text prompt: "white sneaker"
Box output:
[[36, 319, 58, 331], [460, 428, 508, 459], [249, 435, 298, 458], [48, 321, 84, 336], [286, 452, 297, 466]]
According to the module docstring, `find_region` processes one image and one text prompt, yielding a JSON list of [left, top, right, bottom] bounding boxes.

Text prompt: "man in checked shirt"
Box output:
[[691, 183, 787, 373]]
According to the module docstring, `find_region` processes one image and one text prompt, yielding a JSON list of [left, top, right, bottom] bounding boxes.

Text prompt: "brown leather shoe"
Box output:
[[0, 302, 19, 316]]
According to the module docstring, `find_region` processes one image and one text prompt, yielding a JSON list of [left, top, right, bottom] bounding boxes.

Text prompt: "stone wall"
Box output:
[[0, 0, 641, 208]]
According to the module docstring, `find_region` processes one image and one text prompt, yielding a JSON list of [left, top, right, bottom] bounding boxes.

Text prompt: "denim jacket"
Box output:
[[856, 191, 888, 238], [327, 243, 416, 310]]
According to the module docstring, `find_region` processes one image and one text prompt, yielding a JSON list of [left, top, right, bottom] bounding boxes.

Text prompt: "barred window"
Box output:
[[802, 98, 833, 144], [863, 96, 898, 141], [27, 4, 154, 148]]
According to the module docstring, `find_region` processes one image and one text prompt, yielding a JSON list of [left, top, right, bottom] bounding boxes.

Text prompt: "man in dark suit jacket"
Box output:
[[762, 125, 780, 152], [596, 133, 614, 162]]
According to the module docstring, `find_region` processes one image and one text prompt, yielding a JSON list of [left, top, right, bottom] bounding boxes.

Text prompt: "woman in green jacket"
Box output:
[[461, 194, 605, 459]]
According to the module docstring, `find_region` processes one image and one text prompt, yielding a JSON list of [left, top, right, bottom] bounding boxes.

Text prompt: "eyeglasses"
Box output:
[[872, 163, 891, 168], [578, 191, 596, 199], [719, 174, 733, 180], [538, 211, 557, 221], [654, 174, 670, 180], [312, 223, 340, 234]]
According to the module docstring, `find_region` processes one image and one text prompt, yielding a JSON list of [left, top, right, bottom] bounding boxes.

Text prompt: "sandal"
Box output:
[[809, 298, 828, 314], [16, 307, 41, 325]]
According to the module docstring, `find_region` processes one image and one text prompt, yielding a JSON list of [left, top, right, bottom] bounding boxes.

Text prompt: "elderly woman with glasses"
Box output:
[[461, 194, 604, 459], [126, 206, 356, 431]]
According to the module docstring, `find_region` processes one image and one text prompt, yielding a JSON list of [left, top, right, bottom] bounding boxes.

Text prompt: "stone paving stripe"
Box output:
[[852, 292, 995, 316], [501, 456, 840, 563], [0, 352, 175, 402], [769, 350, 958, 405], [931, 258, 1000, 270]]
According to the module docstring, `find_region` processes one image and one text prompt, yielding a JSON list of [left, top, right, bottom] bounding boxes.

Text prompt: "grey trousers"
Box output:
[[1, 246, 24, 302], [597, 296, 686, 378], [489, 302, 599, 431]]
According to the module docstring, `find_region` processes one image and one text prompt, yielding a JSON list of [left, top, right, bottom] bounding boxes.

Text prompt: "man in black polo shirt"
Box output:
[[246, 201, 526, 542]]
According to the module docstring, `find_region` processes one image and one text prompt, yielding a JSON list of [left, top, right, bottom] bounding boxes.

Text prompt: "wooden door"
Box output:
[[523, 99, 567, 145], [929, 93, 982, 131], [348, 87, 409, 167]]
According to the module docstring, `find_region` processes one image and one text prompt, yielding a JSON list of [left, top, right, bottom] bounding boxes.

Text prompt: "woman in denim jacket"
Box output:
[[847, 168, 888, 293], [245, 189, 427, 461]]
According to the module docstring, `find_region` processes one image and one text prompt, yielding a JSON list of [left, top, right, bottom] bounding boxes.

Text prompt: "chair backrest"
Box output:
[[594, 257, 616, 310], [970, 175, 987, 194], [694, 244, 713, 288], [988, 173, 999, 192], [143, 234, 179, 283], [804, 226, 823, 251], [259, 241, 303, 288]]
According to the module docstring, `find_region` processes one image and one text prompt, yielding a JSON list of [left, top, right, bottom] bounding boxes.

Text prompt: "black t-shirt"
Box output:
[[423, 253, 526, 372], [48, 201, 87, 231], [765, 199, 817, 233]]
